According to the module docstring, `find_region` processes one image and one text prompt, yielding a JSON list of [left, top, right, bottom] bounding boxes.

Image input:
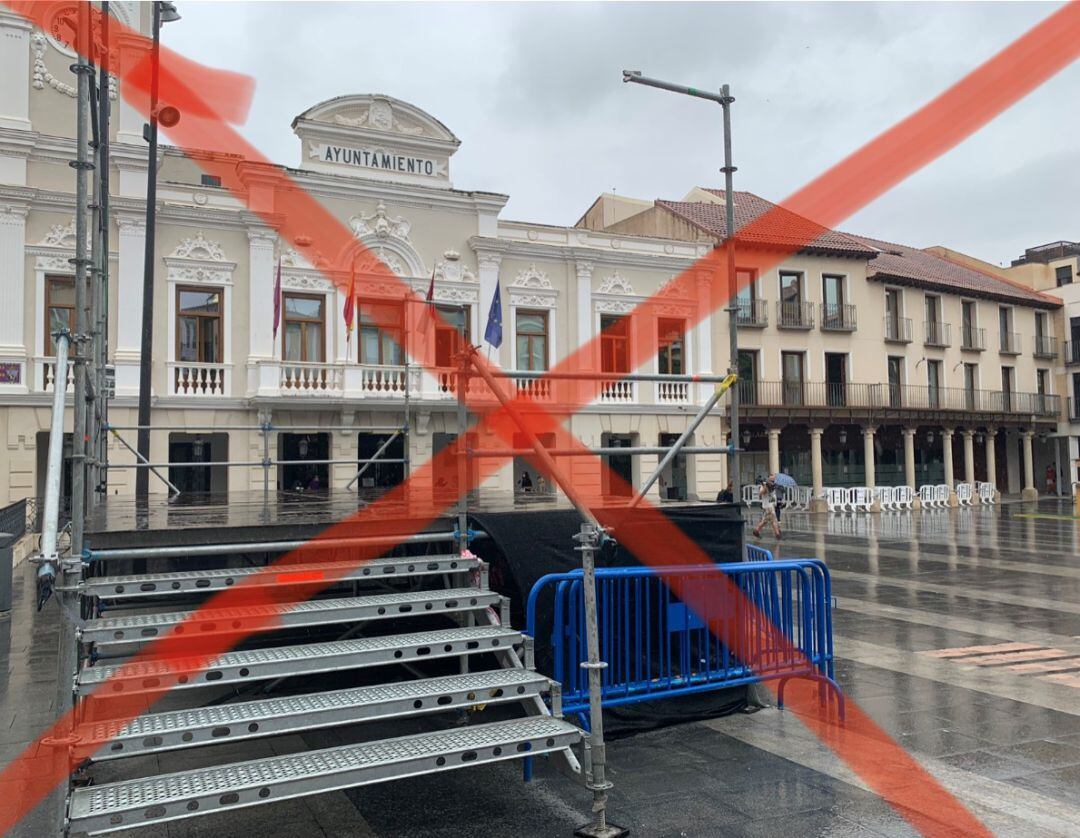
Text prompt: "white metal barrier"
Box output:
[[955, 482, 974, 506], [893, 485, 915, 510], [824, 487, 848, 513], [918, 485, 936, 508], [741, 484, 761, 506], [875, 486, 895, 511], [782, 486, 813, 511], [976, 481, 997, 504], [850, 487, 874, 512]]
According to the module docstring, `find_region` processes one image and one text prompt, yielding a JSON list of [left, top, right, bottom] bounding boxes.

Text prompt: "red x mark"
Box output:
[[4, 2, 1080, 836]]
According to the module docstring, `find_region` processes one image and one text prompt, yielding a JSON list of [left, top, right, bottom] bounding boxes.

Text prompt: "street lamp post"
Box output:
[[622, 71, 741, 499], [135, 1, 181, 503]]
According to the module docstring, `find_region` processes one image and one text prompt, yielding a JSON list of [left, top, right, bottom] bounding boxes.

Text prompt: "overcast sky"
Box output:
[[163, 1, 1079, 266]]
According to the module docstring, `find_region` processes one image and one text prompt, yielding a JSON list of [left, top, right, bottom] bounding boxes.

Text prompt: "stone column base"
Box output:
[[948, 491, 959, 508], [1021, 488, 1039, 501], [810, 497, 827, 513], [870, 500, 881, 513], [911, 497, 922, 511]]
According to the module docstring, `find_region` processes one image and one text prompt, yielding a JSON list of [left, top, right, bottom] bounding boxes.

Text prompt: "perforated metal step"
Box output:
[[68, 717, 580, 835], [75, 626, 520, 696], [82, 554, 479, 600], [82, 589, 499, 651], [79, 669, 550, 761]]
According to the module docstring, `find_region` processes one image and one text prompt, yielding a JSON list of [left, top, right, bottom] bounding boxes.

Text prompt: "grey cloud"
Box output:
[[164, 1, 1076, 264]]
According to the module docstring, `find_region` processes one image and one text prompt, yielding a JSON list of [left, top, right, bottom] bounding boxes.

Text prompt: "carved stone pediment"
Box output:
[[170, 232, 227, 261], [596, 272, 635, 296]]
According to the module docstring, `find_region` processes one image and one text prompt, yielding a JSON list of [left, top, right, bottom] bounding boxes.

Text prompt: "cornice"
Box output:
[[468, 235, 700, 272]]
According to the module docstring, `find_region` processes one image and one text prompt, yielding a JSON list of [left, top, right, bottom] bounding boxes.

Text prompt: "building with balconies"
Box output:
[[0, 6, 1067, 507]]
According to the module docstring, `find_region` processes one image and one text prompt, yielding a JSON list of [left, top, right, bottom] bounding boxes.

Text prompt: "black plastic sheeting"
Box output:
[[470, 503, 749, 736]]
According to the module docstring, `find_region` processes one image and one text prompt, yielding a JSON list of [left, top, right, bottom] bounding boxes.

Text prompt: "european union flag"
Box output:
[[484, 281, 503, 349]]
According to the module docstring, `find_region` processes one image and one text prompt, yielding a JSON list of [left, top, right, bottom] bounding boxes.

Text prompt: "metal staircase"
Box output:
[[65, 536, 581, 836]]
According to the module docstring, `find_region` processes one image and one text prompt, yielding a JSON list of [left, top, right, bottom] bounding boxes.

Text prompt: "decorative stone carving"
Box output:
[[35, 254, 74, 274], [510, 293, 556, 308], [512, 264, 553, 290], [657, 275, 692, 298], [355, 247, 408, 278], [170, 232, 227, 261], [594, 298, 637, 315], [331, 103, 425, 136], [282, 274, 335, 292], [597, 272, 634, 296], [281, 247, 312, 269], [349, 201, 411, 241], [433, 251, 477, 284], [35, 221, 76, 248], [476, 251, 503, 271], [31, 30, 118, 100]]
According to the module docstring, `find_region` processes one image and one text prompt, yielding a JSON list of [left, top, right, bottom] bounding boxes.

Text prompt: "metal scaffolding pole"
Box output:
[[95, 1, 112, 500], [464, 351, 625, 837], [467, 445, 733, 458]]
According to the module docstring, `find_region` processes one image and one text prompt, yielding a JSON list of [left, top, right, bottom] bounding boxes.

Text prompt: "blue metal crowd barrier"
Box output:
[[525, 559, 843, 724], [745, 544, 774, 562]]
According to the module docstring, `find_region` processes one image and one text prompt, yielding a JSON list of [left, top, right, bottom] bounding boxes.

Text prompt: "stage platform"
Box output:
[[83, 489, 742, 551]]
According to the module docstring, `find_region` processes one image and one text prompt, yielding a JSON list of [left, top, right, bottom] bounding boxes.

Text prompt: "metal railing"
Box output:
[[776, 301, 814, 329], [960, 326, 985, 351], [526, 559, 842, 718], [999, 331, 1021, 355], [883, 316, 912, 343], [820, 303, 857, 332], [924, 320, 951, 347], [737, 379, 1060, 416], [735, 299, 768, 327], [1065, 341, 1080, 366], [1034, 335, 1058, 359]]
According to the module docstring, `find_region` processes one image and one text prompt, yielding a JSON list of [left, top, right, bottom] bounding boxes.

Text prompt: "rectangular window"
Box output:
[[822, 274, 845, 328], [779, 271, 802, 303], [1057, 265, 1073, 287], [176, 287, 223, 363], [885, 288, 903, 339], [963, 363, 977, 410], [735, 268, 756, 304], [515, 309, 549, 372], [200, 174, 222, 187], [282, 293, 325, 362], [600, 314, 629, 373], [656, 318, 684, 375], [45, 276, 75, 354], [434, 304, 470, 368], [737, 349, 758, 405], [781, 351, 804, 406], [927, 359, 942, 408], [1036, 311, 1047, 341], [961, 300, 977, 347], [887, 356, 903, 407], [825, 352, 847, 406], [1001, 366, 1014, 411], [359, 302, 403, 365], [998, 306, 1012, 343]]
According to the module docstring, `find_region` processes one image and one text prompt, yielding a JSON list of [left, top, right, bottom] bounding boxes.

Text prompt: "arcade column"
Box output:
[[766, 426, 781, 476], [942, 427, 958, 507], [902, 427, 920, 510], [1021, 429, 1038, 501], [985, 426, 998, 495], [809, 426, 825, 512], [963, 429, 979, 503]]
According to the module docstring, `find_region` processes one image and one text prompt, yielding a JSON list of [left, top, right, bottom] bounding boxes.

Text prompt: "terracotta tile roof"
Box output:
[[848, 233, 1061, 309], [657, 191, 877, 256], [658, 189, 1059, 309]]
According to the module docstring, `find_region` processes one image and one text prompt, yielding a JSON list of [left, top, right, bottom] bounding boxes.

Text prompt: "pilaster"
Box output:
[[0, 202, 29, 392]]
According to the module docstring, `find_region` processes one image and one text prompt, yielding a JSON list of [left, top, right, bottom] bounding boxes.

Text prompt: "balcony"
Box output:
[[738, 379, 1060, 418], [735, 299, 768, 328], [776, 301, 814, 330], [999, 331, 1021, 355], [251, 361, 423, 400], [960, 326, 985, 352], [656, 379, 691, 404], [1034, 335, 1058, 360], [883, 317, 912, 343], [598, 380, 638, 405], [924, 321, 951, 348], [820, 303, 857, 332], [1066, 341, 1080, 367], [169, 361, 230, 396], [33, 357, 73, 392]]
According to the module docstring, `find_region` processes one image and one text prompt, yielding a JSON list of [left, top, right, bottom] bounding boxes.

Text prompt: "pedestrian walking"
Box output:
[[752, 474, 782, 540]]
